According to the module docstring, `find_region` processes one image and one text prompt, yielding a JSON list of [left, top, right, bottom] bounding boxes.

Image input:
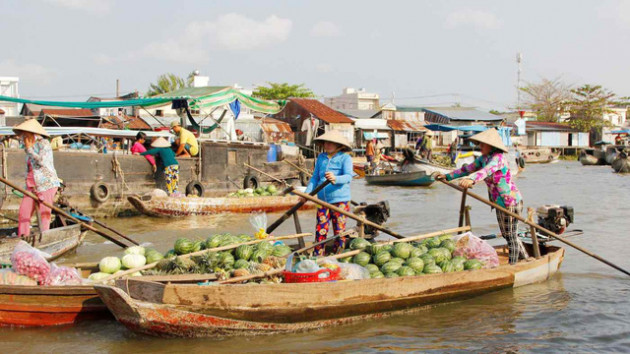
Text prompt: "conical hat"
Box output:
[[151, 137, 171, 148], [13, 119, 49, 137], [468, 128, 507, 153], [314, 130, 352, 151]]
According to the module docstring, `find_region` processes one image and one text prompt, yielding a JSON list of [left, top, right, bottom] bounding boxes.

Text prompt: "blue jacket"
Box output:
[[305, 152, 353, 204]]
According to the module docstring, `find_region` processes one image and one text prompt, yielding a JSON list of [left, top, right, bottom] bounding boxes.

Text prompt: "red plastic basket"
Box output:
[[283, 267, 341, 283]]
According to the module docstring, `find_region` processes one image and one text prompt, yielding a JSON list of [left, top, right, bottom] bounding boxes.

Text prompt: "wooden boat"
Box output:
[[579, 149, 605, 166], [520, 147, 559, 164], [365, 170, 434, 187], [128, 194, 316, 218], [352, 163, 366, 178], [611, 150, 630, 173], [0, 265, 110, 327], [0, 223, 87, 264], [95, 243, 564, 338]]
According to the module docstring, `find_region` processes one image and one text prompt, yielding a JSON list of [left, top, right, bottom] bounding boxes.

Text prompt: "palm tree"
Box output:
[[146, 73, 186, 97]]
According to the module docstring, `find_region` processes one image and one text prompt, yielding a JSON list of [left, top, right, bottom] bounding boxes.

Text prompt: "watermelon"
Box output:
[[390, 257, 405, 265], [338, 249, 354, 263], [373, 251, 392, 266], [428, 248, 448, 264], [234, 259, 249, 269], [192, 241, 203, 252], [255, 187, 265, 195], [423, 264, 443, 274], [452, 256, 467, 265], [272, 245, 292, 257], [145, 249, 164, 264], [410, 247, 425, 258], [453, 261, 465, 272], [174, 238, 194, 255], [439, 234, 453, 241], [368, 243, 387, 255], [205, 235, 223, 249], [266, 185, 278, 194], [219, 238, 237, 247], [405, 257, 425, 273], [365, 264, 380, 274], [382, 244, 393, 252], [397, 266, 416, 277], [349, 238, 370, 251], [256, 242, 273, 253], [385, 272, 400, 278], [250, 249, 269, 263], [218, 252, 235, 268], [371, 271, 385, 279], [419, 253, 436, 267], [352, 252, 371, 267], [391, 243, 412, 259], [235, 244, 254, 261], [464, 259, 483, 270], [425, 236, 442, 249], [164, 249, 176, 259], [441, 261, 455, 273], [440, 239, 456, 253], [381, 261, 402, 274], [237, 234, 251, 242]]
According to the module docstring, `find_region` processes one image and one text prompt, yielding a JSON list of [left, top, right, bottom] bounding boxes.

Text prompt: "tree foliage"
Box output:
[[146, 73, 186, 97], [253, 82, 315, 100], [520, 77, 572, 122], [567, 84, 617, 131]]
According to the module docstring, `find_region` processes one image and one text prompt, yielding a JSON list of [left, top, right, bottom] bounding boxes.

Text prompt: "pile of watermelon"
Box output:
[[228, 185, 279, 198], [339, 235, 485, 279]]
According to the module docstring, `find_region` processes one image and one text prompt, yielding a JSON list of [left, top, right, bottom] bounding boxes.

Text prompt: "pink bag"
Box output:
[[10, 241, 51, 284], [452, 232, 499, 268]]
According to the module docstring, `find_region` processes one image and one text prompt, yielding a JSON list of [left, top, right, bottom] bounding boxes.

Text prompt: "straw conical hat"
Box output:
[[468, 128, 507, 153], [314, 130, 352, 151], [151, 137, 171, 148], [13, 119, 49, 137]]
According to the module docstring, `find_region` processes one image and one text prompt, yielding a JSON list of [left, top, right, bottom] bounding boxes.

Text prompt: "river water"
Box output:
[[2, 161, 630, 352]]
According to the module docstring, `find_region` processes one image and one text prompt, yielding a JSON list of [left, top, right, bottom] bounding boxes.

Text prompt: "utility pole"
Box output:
[[516, 52, 522, 109]]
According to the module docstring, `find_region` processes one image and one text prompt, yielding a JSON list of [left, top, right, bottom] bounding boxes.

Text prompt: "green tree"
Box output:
[[146, 73, 186, 97], [520, 77, 572, 122], [252, 82, 315, 100], [567, 84, 617, 131]]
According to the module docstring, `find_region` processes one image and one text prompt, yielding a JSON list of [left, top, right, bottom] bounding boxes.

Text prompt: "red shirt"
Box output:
[[131, 142, 156, 166]]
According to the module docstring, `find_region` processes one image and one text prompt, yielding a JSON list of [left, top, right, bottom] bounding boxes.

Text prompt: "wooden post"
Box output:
[[458, 189, 468, 233], [292, 211, 306, 248], [527, 208, 541, 259], [464, 206, 471, 228], [358, 222, 365, 238]]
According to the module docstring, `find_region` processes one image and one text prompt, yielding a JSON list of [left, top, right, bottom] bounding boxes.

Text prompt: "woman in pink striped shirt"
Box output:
[[131, 132, 157, 173]]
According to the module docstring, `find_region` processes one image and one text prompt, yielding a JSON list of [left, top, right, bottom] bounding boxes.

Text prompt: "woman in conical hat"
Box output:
[[13, 119, 61, 236], [140, 137, 180, 195], [303, 130, 353, 256], [434, 128, 526, 264]]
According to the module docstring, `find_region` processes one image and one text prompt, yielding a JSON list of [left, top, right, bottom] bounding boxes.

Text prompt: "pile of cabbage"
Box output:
[[88, 246, 164, 281], [227, 185, 279, 198]]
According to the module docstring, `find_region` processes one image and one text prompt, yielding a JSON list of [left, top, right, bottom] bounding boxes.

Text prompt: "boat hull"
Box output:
[[365, 170, 434, 186], [0, 224, 86, 263], [96, 246, 564, 338], [128, 195, 315, 218]]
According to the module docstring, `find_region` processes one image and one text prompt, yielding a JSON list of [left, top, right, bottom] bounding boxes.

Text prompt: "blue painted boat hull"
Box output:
[[365, 171, 434, 187]]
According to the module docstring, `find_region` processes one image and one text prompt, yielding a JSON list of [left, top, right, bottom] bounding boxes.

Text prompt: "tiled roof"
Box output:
[[100, 115, 152, 130], [386, 119, 428, 132], [423, 107, 503, 122], [525, 121, 579, 132], [39, 108, 96, 117], [290, 98, 354, 124]]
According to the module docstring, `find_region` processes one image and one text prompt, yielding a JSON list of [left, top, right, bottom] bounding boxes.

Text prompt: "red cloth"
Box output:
[[131, 142, 156, 166]]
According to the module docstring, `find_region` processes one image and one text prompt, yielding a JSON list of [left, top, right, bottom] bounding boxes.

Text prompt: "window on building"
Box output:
[[156, 110, 164, 117]]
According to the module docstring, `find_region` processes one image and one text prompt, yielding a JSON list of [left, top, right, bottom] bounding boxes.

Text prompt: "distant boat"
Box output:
[[611, 150, 630, 173], [519, 147, 559, 164], [365, 169, 434, 187]]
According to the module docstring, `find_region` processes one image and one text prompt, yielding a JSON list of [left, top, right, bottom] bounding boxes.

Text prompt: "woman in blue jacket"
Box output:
[[303, 130, 354, 256]]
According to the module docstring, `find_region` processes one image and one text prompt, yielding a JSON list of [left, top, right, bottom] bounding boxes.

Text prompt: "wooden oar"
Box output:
[[100, 232, 312, 282], [91, 218, 139, 246], [0, 213, 19, 223], [0, 176, 133, 248], [219, 226, 470, 284], [437, 179, 630, 277], [266, 180, 331, 234], [244, 163, 289, 186]]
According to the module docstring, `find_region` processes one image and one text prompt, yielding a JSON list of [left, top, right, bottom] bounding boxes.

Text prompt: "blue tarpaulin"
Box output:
[[423, 124, 488, 132], [611, 129, 630, 134]]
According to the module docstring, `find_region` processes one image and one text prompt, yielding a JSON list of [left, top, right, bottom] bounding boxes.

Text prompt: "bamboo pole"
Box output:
[[438, 179, 630, 277], [266, 180, 331, 234]]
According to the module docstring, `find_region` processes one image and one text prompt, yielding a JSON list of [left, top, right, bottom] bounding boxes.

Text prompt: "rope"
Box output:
[[111, 152, 130, 201]]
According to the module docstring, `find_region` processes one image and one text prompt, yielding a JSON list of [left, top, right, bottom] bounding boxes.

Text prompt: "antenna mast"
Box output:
[[516, 52, 522, 109]]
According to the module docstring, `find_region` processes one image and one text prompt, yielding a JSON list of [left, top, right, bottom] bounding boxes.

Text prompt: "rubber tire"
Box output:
[[185, 181, 205, 197], [518, 156, 526, 168], [243, 174, 260, 189], [90, 182, 110, 203]]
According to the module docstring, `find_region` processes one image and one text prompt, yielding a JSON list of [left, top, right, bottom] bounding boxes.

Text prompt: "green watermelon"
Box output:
[[373, 251, 392, 266], [192, 241, 203, 252], [256, 242, 273, 253], [381, 261, 402, 274], [385, 272, 399, 278], [266, 185, 278, 194], [425, 236, 442, 249], [349, 238, 370, 251], [371, 271, 385, 279], [428, 248, 449, 264], [391, 243, 412, 259], [464, 259, 483, 270], [338, 249, 354, 263], [365, 264, 380, 274], [423, 264, 443, 274], [272, 245, 292, 257], [145, 249, 164, 264], [164, 249, 176, 259], [368, 243, 387, 255], [237, 234, 251, 242], [410, 247, 425, 258], [397, 266, 416, 277], [452, 256, 467, 265], [441, 261, 455, 273], [255, 187, 265, 195], [234, 259, 249, 269], [174, 238, 194, 255], [405, 257, 425, 273], [440, 239, 456, 253], [439, 234, 454, 241], [205, 235, 223, 249], [390, 257, 405, 265], [250, 249, 269, 263], [453, 261, 465, 272], [218, 252, 235, 267], [352, 252, 371, 267], [419, 253, 436, 267], [235, 244, 254, 260], [382, 244, 393, 252]]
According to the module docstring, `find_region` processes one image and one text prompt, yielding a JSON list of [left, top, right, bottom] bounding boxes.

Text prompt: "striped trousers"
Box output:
[[496, 201, 528, 264]]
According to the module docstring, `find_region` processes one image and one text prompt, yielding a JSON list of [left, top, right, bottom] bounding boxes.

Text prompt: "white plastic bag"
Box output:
[[337, 262, 371, 280], [452, 232, 499, 268], [10, 241, 52, 284], [43, 264, 84, 286], [250, 212, 268, 239]]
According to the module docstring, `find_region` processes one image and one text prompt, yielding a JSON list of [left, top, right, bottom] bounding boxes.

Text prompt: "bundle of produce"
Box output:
[[43, 265, 83, 286], [10, 241, 52, 284], [228, 185, 279, 198], [0, 269, 38, 285], [451, 232, 499, 268]]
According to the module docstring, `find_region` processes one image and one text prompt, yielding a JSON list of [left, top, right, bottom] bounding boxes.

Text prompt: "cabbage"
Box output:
[[88, 272, 111, 281], [124, 246, 146, 256], [99, 257, 121, 274], [130, 272, 143, 277], [122, 254, 147, 269]]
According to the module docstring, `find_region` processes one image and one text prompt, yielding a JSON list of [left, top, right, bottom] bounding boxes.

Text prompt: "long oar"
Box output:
[[219, 226, 470, 284], [67, 208, 139, 246], [438, 179, 630, 277], [244, 163, 289, 186], [0, 176, 133, 248], [266, 180, 331, 234]]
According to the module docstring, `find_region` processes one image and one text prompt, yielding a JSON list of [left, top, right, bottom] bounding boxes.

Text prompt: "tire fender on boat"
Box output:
[[90, 182, 110, 203], [185, 181, 205, 197], [243, 174, 260, 189]]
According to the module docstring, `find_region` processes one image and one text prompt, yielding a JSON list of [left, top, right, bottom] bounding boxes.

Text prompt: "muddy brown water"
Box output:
[[2, 161, 630, 352]]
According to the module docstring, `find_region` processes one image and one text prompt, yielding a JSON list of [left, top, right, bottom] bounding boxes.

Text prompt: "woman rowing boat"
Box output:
[[434, 128, 528, 264], [302, 131, 353, 256]]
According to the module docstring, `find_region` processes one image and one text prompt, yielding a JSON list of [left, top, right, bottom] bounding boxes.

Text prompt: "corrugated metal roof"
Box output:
[[39, 108, 96, 117], [353, 118, 391, 130], [526, 121, 579, 132], [423, 107, 503, 122], [386, 119, 428, 132], [337, 108, 380, 119], [290, 98, 354, 124], [260, 117, 293, 134]]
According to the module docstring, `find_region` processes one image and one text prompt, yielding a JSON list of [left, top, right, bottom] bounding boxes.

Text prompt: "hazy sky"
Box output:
[[2, 0, 629, 110]]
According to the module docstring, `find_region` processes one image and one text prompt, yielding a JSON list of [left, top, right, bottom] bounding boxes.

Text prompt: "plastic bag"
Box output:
[[452, 232, 499, 268], [0, 269, 38, 285], [337, 262, 371, 280], [43, 264, 84, 286], [10, 241, 52, 284], [250, 212, 268, 239]]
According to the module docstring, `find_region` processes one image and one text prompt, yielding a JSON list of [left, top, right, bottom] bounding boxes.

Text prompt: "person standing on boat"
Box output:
[[302, 131, 353, 256], [433, 129, 527, 264], [171, 121, 199, 157], [365, 139, 375, 165], [131, 132, 157, 173], [140, 137, 180, 195], [13, 120, 61, 236]]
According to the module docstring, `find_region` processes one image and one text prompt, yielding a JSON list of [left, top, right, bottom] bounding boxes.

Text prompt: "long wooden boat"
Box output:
[[95, 244, 564, 338], [611, 151, 630, 173], [128, 194, 316, 218], [0, 266, 111, 327], [520, 147, 559, 164], [365, 170, 434, 187], [0, 223, 87, 264]]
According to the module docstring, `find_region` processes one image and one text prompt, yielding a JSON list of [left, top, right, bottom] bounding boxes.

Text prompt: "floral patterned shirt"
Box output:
[[25, 138, 60, 192], [446, 152, 522, 207]]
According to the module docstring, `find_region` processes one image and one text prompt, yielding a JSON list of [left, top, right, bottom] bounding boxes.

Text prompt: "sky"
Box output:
[[1, 0, 629, 111]]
